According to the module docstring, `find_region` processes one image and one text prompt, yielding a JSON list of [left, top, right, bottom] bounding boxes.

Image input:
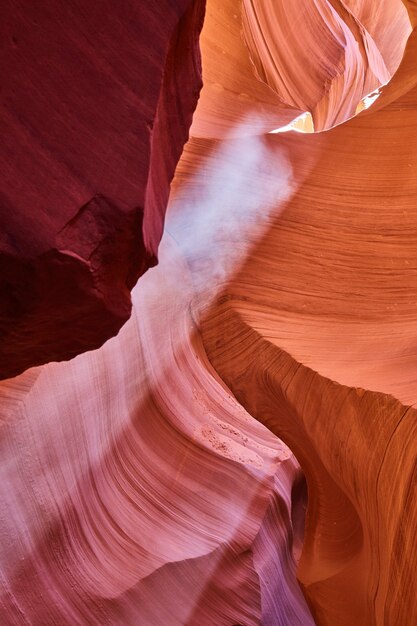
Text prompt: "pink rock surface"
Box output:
[[0, 235, 312, 625], [242, 0, 411, 130], [0, 0, 205, 380], [3, 1, 417, 624]]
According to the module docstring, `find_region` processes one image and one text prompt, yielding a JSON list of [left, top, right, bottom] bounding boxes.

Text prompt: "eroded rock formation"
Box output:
[[1, 0, 417, 625], [0, 0, 205, 379], [0, 236, 312, 625]]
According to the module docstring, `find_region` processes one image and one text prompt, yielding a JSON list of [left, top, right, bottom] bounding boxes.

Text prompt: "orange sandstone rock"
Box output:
[[198, 81, 417, 625]]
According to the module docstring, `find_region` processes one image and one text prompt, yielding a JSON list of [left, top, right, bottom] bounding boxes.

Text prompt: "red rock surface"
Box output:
[[0, 0, 205, 379], [2, 1, 417, 625], [242, 0, 411, 130], [197, 20, 417, 626], [0, 236, 312, 625]]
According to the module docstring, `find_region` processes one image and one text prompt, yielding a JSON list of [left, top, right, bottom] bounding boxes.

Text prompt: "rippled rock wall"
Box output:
[[1, 1, 417, 625]]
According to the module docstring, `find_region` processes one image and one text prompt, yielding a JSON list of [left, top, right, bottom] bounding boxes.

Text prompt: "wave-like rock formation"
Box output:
[[2, 0, 417, 625], [0, 236, 313, 625], [198, 62, 417, 626], [193, 0, 413, 136], [242, 0, 411, 130], [0, 0, 205, 380]]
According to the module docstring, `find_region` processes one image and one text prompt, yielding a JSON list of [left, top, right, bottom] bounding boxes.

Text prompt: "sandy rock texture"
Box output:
[[0, 236, 312, 625], [1, 0, 417, 625], [198, 14, 417, 626], [0, 0, 205, 379]]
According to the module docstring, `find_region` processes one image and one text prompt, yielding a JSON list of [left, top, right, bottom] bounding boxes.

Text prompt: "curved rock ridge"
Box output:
[[0, 0, 205, 380], [242, 0, 412, 131], [197, 82, 417, 624], [201, 85, 417, 407], [2, 1, 417, 624], [190, 0, 305, 138], [0, 234, 313, 625], [202, 305, 417, 626], [192, 0, 413, 138]]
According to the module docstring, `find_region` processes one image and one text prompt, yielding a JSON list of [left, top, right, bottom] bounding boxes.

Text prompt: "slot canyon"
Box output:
[[1, 1, 416, 624]]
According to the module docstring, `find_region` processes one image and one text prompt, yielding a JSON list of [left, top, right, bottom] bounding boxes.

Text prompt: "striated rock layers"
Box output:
[[0, 0, 205, 380], [188, 3, 417, 623], [199, 77, 417, 626], [2, 0, 417, 625], [0, 236, 313, 625], [192, 0, 412, 136]]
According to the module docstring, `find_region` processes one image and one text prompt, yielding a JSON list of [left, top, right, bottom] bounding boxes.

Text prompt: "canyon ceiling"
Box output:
[[1, 1, 417, 625]]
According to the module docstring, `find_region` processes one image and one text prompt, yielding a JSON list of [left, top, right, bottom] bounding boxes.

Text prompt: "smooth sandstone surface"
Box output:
[[0, 235, 312, 625], [242, 0, 411, 130], [1, 0, 417, 624], [190, 0, 304, 138], [199, 82, 417, 626], [193, 0, 413, 137], [0, 0, 205, 379]]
